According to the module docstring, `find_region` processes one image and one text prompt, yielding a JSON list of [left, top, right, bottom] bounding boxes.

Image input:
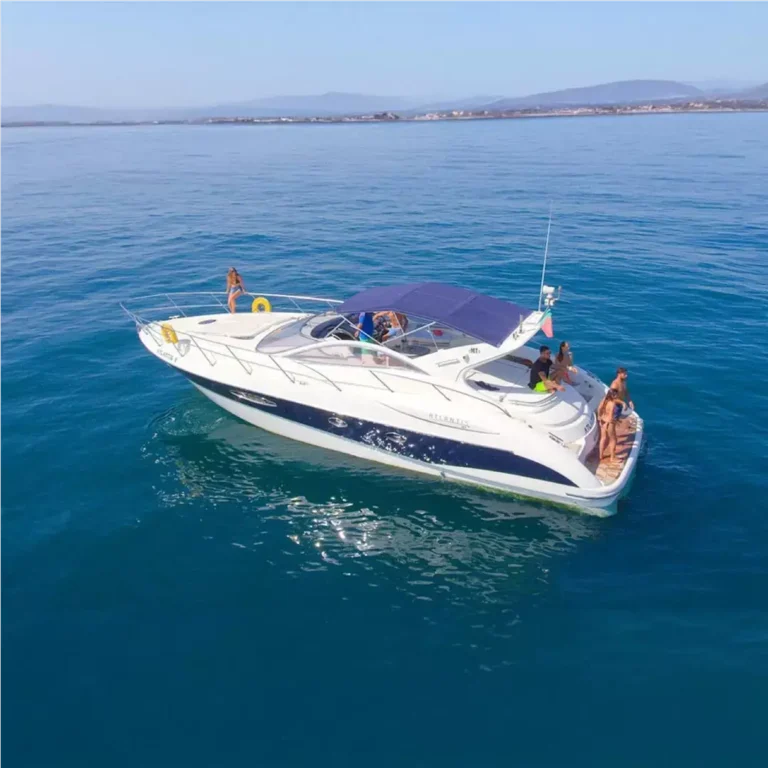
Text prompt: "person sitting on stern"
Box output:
[[528, 346, 565, 394]]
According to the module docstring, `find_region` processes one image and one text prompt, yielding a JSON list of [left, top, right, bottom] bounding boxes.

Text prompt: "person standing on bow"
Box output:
[[226, 267, 246, 313]]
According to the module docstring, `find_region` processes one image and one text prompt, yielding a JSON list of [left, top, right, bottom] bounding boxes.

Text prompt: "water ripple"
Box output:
[[141, 400, 599, 606]]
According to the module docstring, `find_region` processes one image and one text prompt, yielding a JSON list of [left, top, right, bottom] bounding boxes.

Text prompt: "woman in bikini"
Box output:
[[552, 341, 576, 384], [226, 267, 246, 313], [597, 388, 626, 462]]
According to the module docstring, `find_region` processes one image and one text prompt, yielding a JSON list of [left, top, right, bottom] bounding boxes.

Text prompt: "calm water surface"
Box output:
[[3, 115, 768, 767]]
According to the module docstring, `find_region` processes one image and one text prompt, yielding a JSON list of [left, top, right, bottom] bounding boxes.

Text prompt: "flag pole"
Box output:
[[537, 203, 553, 312]]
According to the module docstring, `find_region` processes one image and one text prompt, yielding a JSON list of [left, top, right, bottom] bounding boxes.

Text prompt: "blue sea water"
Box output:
[[2, 114, 768, 767]]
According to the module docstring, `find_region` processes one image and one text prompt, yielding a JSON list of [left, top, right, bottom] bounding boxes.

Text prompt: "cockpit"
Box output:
[[257, 309, 480, 359]]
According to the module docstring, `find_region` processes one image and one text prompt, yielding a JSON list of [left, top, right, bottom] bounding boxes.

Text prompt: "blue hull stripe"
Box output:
[[182, 370, 576, 487]]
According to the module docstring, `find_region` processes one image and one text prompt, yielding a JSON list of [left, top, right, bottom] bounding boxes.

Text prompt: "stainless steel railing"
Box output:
[[120, 291, 575, 427], [120, 290, 341, 322], [124, 313, 519, 423]]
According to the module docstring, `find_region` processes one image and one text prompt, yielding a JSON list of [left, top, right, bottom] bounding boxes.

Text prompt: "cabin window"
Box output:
[[290, 343, 424, 372]]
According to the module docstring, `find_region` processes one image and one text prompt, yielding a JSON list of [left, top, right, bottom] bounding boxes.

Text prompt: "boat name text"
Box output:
[[428, 413, 471, 429]]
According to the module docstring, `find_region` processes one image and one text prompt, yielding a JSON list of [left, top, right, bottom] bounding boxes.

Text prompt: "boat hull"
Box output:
[[123, 293, 643, 516], [190, 379, 630, 517]]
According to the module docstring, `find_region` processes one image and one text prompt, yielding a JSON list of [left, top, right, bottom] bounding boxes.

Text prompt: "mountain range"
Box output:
[[484, 79, 703, 110], [736, 82, 768, 99], [3, 79, 766, 124], [1, 93, 422, 124]]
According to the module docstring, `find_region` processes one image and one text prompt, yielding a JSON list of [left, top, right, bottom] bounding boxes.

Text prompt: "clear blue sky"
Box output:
[[3, 1, 766, 107]]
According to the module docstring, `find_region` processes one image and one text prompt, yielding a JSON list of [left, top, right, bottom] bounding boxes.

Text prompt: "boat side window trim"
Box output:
[[281, 339, 431, 374]]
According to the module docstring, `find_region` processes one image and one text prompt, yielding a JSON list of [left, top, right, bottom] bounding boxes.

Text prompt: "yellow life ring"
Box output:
[[161, 322, 179, 344], [251, 296, 272, 313]]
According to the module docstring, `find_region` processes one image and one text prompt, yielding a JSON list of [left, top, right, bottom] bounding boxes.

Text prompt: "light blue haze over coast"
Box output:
[[3, 1, 767, 107]]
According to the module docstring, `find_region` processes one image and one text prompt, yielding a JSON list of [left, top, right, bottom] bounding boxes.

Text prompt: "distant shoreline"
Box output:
[[4, 100, 767, 128]]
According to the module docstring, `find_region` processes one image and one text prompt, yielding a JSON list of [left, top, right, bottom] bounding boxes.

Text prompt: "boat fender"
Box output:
[[161, 323, 179, 344], [251, 297, 272, 313]]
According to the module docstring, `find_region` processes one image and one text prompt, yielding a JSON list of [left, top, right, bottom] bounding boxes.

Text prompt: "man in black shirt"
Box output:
[[528, 346, 566, 393]]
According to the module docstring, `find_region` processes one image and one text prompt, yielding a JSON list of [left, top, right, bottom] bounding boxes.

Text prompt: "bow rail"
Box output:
[[120, 291, 341, 323]]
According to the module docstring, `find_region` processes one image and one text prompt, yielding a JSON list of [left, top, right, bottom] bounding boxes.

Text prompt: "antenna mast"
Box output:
[[537, 203, 553, 312]]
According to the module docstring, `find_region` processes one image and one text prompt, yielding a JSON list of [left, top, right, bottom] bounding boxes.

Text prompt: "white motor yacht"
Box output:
[[122, 282, 643, 516]]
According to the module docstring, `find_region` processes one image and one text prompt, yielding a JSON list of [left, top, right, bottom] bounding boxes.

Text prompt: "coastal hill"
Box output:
[[0, 93, 420, 124], [3, 79, 767, 125], [403, 95, 504, 114], [736, 82, 768, 99], [483, 80, 703, 110], [195, 92, 420, 118], [0, 103, 134, 124]]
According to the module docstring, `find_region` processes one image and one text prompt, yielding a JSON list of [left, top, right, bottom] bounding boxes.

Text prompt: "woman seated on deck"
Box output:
[[551, 341, 577, 384]]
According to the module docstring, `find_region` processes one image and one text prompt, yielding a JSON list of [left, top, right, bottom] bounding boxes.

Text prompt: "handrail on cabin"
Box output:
[[130, 310, 511, 417], [122, 301, 523, 421]]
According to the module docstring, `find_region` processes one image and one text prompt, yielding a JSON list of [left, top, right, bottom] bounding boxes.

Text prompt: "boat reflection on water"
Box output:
[[143, 398, 603, 604]]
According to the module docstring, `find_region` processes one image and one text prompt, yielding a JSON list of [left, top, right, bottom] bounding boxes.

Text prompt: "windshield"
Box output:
[[257, 310, 481, 358]]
